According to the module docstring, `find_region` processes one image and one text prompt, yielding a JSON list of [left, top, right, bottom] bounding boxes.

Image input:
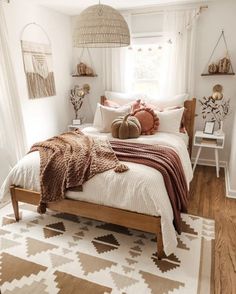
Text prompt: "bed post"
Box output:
[[156, 219, 165, 259], [10, 186, 20, 222]]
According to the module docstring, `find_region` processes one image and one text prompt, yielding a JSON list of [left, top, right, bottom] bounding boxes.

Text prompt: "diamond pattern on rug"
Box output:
[[53, 213, 80, 223], [125, 258, 138, 266], [96, 223, 132, 236], [43, 228, 63, 239], [122, 266, 134, 274], [177, 237, 189, 250], [134, 239, 145, 246], [50, 253, 73, 268], [129, 251, 141, 258], [26, 237, 58, 256], [3, 279, 48, 294], [0, 204, 215, 294], [0, 252, 47, 284], [77, 252, 116, 275], [46, 222, 65, 232], [92, 241, 117, 254], [54, 270, 112, 294], [181, 219, 198, 235], [2, 217, 16, 226], [75, 231, 84, 237], [0, 237, 20, 250], [94, 234, 120, 246], [110, 271, 138, 290], [140, 271, 185, 293]]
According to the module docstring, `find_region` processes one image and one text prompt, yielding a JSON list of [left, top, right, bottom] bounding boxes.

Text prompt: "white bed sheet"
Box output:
[[0, 130, 193, 256]]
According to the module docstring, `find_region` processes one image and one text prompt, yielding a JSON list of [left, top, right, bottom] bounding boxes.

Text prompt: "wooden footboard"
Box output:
[[10, 186, 165, 259]]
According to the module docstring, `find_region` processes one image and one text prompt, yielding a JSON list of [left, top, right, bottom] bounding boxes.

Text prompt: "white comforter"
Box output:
[[0, 129, 193, 255]]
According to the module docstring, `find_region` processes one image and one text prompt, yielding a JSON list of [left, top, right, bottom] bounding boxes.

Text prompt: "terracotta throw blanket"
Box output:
[[29, 130, 128, 213], [110, 141, 188, 234]]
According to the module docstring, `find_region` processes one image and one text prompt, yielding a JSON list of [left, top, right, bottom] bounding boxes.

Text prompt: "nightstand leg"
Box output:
[[215, 149, 219, 178], [193, 146, 202, 173]]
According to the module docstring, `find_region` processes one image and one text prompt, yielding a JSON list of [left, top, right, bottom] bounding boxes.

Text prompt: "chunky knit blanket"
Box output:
[[110, 141, 188, 234], [30, 130, 128, 213]]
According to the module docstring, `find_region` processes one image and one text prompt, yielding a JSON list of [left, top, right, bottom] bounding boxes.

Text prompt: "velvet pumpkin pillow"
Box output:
[[132, 107, 159, 135]]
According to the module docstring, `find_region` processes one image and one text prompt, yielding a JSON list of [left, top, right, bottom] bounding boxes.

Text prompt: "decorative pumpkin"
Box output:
[[85, 66, 94, 76], [111, 114, 141, 139], [208, 63, 218, 74], [218, 57, 231, 73], [77, 62, 87, 75], [132, 107, 159, 135]]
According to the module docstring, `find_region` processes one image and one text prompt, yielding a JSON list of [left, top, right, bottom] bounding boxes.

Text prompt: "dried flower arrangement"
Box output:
[[70, 84, 90, 120], [199, 85, 230, 129]]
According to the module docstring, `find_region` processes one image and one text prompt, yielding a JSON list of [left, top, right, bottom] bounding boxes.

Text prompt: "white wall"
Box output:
[[71, 17, 104, 123], [229, 112, 236, 193], [192, 0, 236, 164], [3, 0, 73, 147]]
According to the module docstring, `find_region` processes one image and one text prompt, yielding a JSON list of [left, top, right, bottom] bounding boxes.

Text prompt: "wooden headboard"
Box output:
[[100, 96, 196, 158]]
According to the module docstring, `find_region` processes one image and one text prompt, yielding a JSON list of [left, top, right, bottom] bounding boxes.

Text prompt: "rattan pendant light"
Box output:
[[73, 1, 130, 48]]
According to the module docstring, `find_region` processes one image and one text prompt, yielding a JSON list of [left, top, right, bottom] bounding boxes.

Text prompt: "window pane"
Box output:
[[130, 44, 163, 96]]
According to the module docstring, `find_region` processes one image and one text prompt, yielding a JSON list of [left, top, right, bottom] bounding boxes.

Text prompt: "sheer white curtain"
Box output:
[[102, 13, 132, 92], [0, 3, 27, 166], [160, 9, 198, 97]]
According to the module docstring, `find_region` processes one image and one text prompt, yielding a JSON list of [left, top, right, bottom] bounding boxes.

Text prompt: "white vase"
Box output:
[[215, 121, 224, 136]]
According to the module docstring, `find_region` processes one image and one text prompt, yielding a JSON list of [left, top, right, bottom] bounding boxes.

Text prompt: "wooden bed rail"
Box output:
[[10, 186, 165, 259]]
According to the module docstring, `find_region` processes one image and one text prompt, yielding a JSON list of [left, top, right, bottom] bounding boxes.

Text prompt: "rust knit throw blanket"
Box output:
[[110, 141, 188, 234], [29, 130, 128, 213]]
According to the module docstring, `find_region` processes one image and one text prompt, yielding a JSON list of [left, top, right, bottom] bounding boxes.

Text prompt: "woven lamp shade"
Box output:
[[73, 4, 130, 48]]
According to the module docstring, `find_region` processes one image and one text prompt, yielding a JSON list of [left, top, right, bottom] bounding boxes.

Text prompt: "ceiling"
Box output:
[[29, 0, 210, 15]]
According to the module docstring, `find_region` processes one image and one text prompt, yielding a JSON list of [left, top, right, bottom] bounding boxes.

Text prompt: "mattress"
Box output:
[[0, 130, 193, 255]]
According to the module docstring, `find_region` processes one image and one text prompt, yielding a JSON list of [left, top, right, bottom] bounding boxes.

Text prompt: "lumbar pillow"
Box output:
[[132, 108, 159, 135], [156, 107, 185, 133], [111, 114, 141, 139]]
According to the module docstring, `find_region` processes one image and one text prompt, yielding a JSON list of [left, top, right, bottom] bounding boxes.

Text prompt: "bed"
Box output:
[[1, 95, 196, 259]]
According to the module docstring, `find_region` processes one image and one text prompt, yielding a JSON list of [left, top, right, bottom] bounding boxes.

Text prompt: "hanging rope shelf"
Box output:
[[72, 47, 97, 77], [201, 30, 235, 76]]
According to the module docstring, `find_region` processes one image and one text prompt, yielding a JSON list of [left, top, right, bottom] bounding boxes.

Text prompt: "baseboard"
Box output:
[[191, 157, 227, 168], [224, 164, 236, 199], [191, 158, 236, 199]]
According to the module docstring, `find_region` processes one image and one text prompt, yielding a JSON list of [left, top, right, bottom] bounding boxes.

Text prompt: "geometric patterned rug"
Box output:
[[0, 203, 215, 294]]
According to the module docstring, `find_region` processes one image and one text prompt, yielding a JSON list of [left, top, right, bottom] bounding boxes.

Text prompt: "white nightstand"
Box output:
[[193, 131, 225, 178], [68, 123, 92, 131]]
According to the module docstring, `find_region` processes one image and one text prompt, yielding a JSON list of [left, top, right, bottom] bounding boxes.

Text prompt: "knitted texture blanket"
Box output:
[[110, 141, 188, 234], [30, 130, 128, 213]]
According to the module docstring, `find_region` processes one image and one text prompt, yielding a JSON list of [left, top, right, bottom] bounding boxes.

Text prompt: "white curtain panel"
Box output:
[[102, 13, 132, 93], [160, 9, 198, 98], [0, 4, 27, 165]]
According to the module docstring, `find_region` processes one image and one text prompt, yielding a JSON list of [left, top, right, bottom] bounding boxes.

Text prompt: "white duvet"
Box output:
[[0, 128, 193, 255]]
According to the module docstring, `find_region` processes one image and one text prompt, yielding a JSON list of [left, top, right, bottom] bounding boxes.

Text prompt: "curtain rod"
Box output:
[[123, 5, 208, 16]]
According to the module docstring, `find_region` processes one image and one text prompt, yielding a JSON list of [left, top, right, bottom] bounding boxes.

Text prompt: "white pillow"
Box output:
[[93, 103, 103, 129], [93, 103, 131, 133], [156, 107, 184, 133], [105, 91, 144, 106], [147, 93, 189, 109]]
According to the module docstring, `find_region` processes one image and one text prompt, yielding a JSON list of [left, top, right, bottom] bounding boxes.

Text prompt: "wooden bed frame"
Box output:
[[10, 96, 196, 260]]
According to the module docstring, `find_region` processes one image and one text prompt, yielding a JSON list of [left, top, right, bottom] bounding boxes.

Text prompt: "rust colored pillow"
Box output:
[[132, 107, 159, 135]]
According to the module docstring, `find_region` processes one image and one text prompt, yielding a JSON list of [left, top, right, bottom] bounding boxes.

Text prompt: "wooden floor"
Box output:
[[189, 165, 236, 294]]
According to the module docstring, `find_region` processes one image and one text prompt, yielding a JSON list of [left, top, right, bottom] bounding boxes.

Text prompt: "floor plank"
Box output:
[[189, 165, 236, 294]]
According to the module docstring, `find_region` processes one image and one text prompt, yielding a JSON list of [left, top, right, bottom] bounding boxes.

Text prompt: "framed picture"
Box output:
[[203, 121, 215, 134]]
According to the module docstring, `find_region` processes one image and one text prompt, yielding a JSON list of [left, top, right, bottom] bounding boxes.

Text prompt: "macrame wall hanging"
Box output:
[[201, 30, 235, 76], [20, 23, 56, 99]]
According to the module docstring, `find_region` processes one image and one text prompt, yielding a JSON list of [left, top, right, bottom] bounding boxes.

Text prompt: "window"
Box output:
[[127, 43, 164, 97]]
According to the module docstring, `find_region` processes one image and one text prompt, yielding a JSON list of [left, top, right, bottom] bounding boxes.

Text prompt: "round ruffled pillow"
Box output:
[[132, 107, 159, 135]]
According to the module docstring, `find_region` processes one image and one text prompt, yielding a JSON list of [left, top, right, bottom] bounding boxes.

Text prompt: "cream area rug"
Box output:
[[0, 203, 215, 294]]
